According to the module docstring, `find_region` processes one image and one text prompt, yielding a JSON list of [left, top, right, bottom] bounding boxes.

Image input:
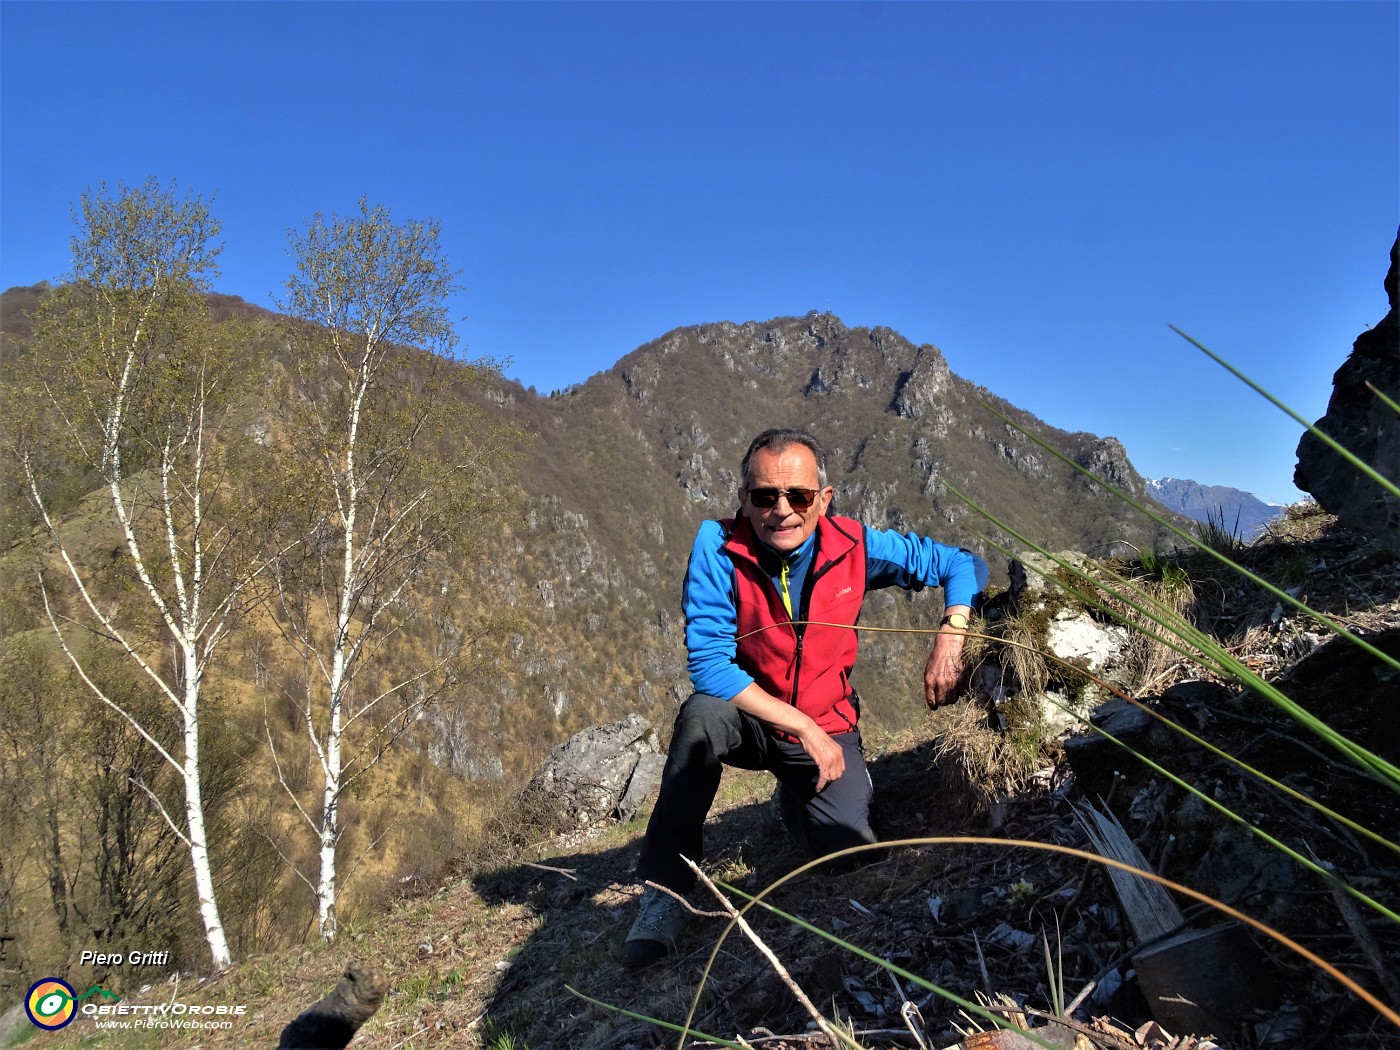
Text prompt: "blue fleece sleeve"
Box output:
[[682, 520, 754, 702], [864, 525, 989, 608]]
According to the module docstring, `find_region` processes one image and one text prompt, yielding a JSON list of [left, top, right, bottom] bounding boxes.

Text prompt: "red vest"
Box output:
[[721, 514, 867, 734]]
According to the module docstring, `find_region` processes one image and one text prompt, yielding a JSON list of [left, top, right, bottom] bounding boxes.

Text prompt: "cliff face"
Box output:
[[1295, 230, 1400, 551]]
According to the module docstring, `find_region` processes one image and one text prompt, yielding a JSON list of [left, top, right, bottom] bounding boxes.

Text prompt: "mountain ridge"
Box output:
[[1146, 476, 1286, 538], [425, 310, 1198, 780]]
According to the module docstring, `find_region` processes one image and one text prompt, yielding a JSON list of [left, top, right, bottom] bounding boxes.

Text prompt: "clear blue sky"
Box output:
[[3, 2, 1396, 504]]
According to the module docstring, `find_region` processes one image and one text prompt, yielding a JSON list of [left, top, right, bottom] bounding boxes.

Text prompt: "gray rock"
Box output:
[[1044, 608, 1130, 674], [1159, 679, 1233, 708], [981, 553, 1137, 737], [1192, 824, 1300, 926], [1064, 697, 1156, 800], [0, 1002, 29, 1049], [1013, 549, 1092, 592], [1075, 435, 1147, 499], [890, 344, 953, 421], [618, 752, 666, 822], [1295, 229, 1400, 551], [524, 713, 662, 828]]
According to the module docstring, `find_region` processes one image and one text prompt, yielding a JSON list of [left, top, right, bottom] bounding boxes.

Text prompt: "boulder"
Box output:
[[523, 714, 663, 828], [1064, 696, 1156, 800], [1045, 608, 1130, 674], [980, 552, 1134, 734], [1295, 229, 1400, 551], [0, 1002, 28, 1050], [1015, 549, 1091, 592]]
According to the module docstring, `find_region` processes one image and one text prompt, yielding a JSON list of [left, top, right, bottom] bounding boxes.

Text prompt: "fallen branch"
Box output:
[[682, 857, 858, 1050], [523, 861, 578, 881], [1318, 859, 1400, 1006]]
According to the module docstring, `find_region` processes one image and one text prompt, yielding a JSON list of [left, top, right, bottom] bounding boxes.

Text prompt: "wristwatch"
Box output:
[[940, 613, 969, 630]]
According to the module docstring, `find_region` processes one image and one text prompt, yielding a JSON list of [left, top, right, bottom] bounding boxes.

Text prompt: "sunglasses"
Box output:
[[745, 487, 821, 510]]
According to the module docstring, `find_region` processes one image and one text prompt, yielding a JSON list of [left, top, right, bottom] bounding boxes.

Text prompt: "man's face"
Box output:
[[740, 444, 833, 553]]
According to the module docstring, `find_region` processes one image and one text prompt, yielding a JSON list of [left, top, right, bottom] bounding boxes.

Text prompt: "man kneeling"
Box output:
[[624, 428, 987, 968]]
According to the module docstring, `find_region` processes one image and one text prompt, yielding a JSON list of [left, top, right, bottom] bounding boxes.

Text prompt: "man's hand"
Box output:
[[731, 683, 845, 791], [924, 648, 964, 708], [796, 724, 845, 792], [925, 605, 971, 709]]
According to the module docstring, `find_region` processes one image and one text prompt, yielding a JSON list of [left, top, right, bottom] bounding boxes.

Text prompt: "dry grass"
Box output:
[[1004, 621, 1052, 701], [930, 701, 1045, 821]]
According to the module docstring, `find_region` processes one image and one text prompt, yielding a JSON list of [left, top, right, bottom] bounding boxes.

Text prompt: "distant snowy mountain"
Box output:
[[1146, 478, 1285, 539]]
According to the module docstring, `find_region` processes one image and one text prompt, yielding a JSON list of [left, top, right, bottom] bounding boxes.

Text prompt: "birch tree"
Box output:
[[10, 179, 280, 970], [274, 199, 513, 941]]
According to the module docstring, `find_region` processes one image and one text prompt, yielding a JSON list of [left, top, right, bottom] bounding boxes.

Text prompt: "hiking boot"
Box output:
[[621, 885, 689, 969]]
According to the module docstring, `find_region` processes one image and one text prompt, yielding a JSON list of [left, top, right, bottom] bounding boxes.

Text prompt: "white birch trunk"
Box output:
[[101, 446, 236, 972], [182, 652, 232, 969], [283, 202, 461, 944], [316, 658, 344, 941], [315, 386, 361, 943]]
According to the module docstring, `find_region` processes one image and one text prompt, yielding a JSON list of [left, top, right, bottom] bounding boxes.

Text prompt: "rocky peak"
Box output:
[[890, 343, 954, 422], [1074, 435, 1147, 499], [1295, 229, 1400, 551]]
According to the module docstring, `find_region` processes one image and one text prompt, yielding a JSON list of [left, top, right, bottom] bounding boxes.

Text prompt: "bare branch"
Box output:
[[680, 860, 854, 1050], [128, 776, 192, 849], [38, 578, 184, 778], [343, 652, 453, 731], [255, 828, 318, 896], [25, 458, 182, 712], [264, 721, 320, 834], [340, 825, 393, 888]]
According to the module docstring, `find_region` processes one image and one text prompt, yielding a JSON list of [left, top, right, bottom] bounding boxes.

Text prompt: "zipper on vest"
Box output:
[[788, 556, 837, 707], [789, 632, 804, 706]]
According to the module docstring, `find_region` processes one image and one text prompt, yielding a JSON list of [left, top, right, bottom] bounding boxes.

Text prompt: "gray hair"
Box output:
[[740, 428, 829, 488]]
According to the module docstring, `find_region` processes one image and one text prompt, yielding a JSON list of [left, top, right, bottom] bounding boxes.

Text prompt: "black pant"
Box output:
[[636, 693, 877, 893]]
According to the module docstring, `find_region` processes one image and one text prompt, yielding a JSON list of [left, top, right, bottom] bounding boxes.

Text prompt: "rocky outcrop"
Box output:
[[1295, 230, 1400, 551], [890, 344, 954, 424], [1074, 436, 1146, 499], [972, 551, 1136, 737], [522, 714, 664, 828]]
